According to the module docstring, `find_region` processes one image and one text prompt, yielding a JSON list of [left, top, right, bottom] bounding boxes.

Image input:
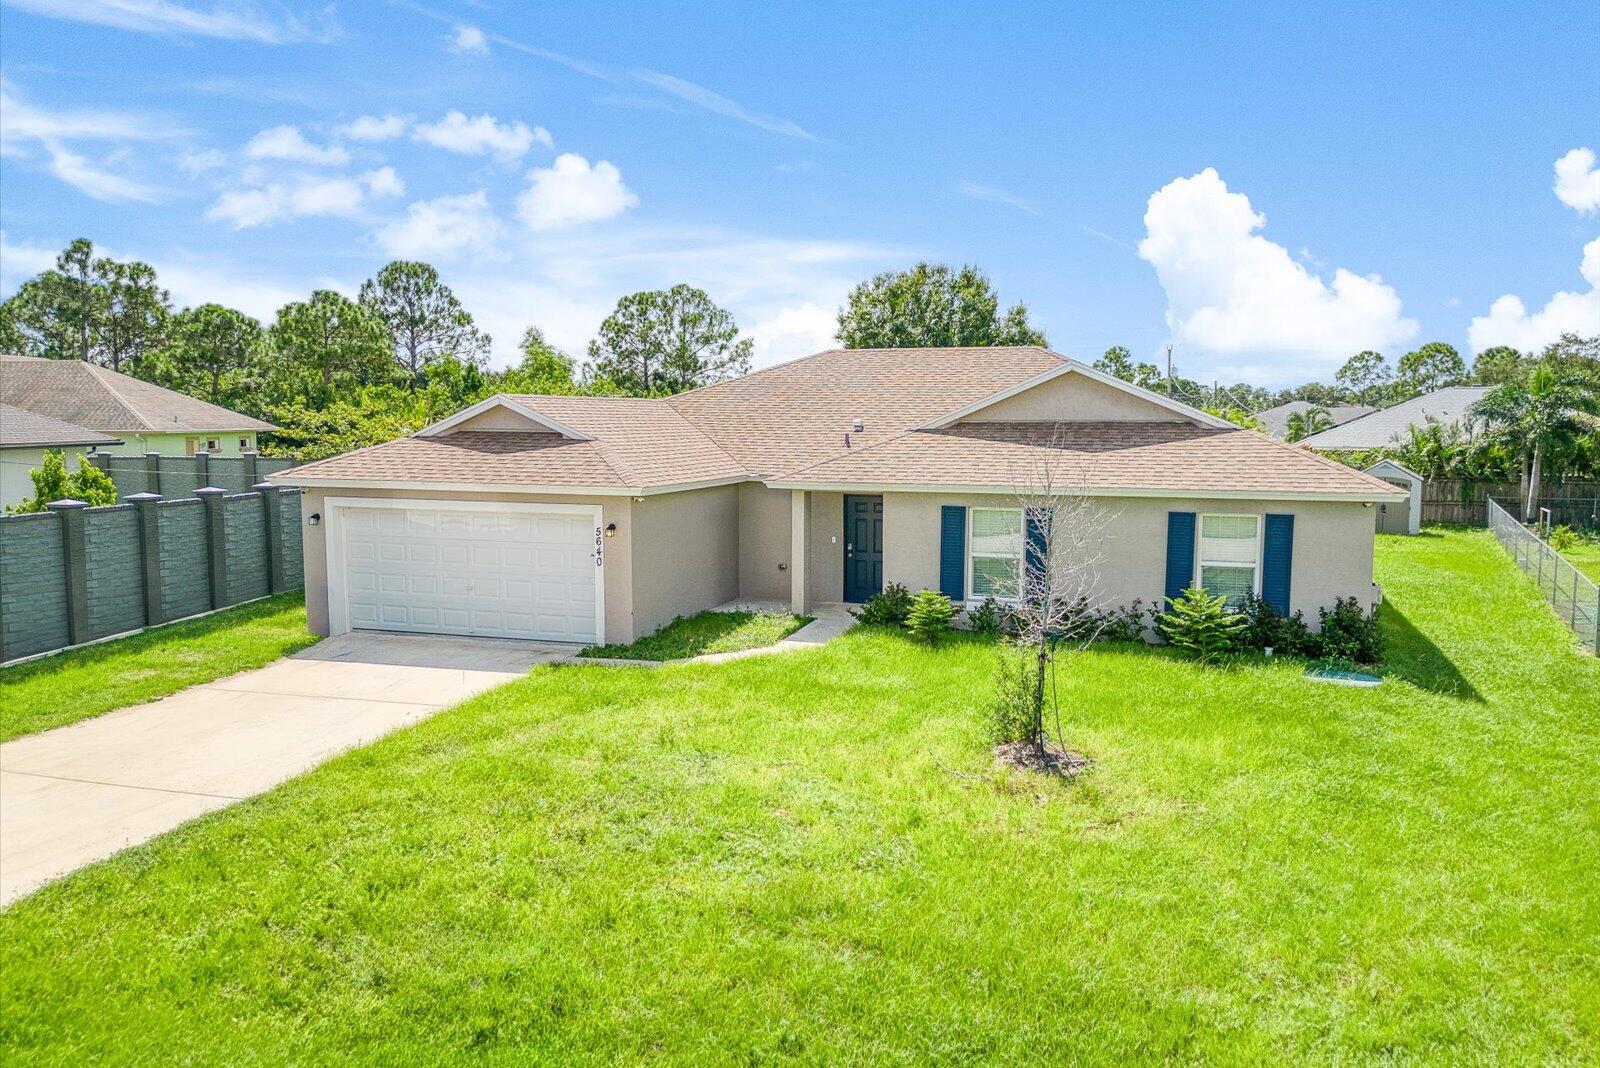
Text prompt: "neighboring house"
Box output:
[[272, 346, 1404, 646], [1364, 459, 1424, 535], [1298, 386, 1491, 450], [1255, 400, 1375, 440], [0, 402, 123, 509], [0, 354, 275, 458]]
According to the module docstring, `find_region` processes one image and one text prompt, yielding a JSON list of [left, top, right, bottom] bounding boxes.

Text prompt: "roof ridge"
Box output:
[[82, 361, 163, 431]]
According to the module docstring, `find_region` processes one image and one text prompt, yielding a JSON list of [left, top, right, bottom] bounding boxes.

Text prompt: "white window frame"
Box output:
[[966, 506, 1024, 606], [1195, 512, 1263, 604]]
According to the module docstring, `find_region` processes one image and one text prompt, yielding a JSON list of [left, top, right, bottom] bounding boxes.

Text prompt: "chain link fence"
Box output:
[[1488, 498, 1598, 654]]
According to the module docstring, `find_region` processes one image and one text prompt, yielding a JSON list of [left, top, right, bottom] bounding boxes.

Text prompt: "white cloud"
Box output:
[[1, 0, 336, 43], [746, 302, 839, 365], [338, 114, 408, 142], [955, 181, 1041, 216], [363, 166, 405, 198], [206, 169, 402, 229], [449, 24, 488, 55], [1554, 147, 1600, 214], [374, 191, 503, 260], [244, 124, 349, 166], [516, 153, 637, 231], [0, 82, 180, 202], [412, 111, 549, 161], [1137, 167, 1418, 381], [1467, 236, 1600, 353]]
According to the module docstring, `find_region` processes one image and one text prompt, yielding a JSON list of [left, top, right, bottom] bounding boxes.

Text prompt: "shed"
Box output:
[[1364, 459, 1423, 534]]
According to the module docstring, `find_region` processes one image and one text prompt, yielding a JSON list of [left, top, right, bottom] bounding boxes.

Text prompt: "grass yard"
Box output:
[[1560, 538, 1600, 582], [580, 609, 811, 660], [0, 593, 315, 743], [2, 530, 1596, 1062]]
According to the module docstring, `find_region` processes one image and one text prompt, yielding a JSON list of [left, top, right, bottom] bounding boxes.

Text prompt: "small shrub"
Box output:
[[966, 596, 1010, 637], [1090, 599, 1150, 643], [1548, 525, 1577, 551], [1239, 593, 1315, 656], [988, 641, 1035, 744], [7, 449, 118, 514], [1315, 597, 1383, 664], [854, 582, 913, 627], [906, 589, 955, 644], [1157, 587, 1245, 662]]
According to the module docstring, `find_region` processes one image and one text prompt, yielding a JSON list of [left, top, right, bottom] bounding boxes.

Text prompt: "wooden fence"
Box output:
[[1422, 479, 1600, 527]]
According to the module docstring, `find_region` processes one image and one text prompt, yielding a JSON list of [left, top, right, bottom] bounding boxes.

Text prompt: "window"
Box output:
[[205, 438, 220, 452], [969, 507, 1022, 601], [239, 438, 249, 449], [1197, 513, 1261, 606]]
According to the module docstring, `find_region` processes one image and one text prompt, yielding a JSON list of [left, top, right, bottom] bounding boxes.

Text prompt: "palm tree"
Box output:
[[1285, 405, 1333, 442], [1471, 364, 1600, 520]]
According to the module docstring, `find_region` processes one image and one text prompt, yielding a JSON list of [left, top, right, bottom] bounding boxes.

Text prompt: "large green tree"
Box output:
[[1334, 350, 1392, 404], [160, 305, 264, 406], [836, 262, 1046, 349], [502, 327, 577, 394], [1471, 360, 1600, 518], [1285, 406, 1334, 442], [586, 284, 752, 394], [1092, 345, 1162, 389], [268, 290, 392, 405], [1471, 345, 1526, 386], [358, 261, 489, 381], [100, 259, 170, 374], [1397, 342, 1466, 396]]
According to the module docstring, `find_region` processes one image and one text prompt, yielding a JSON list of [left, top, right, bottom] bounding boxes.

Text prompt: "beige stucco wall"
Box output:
[[630, 483, 740, 635], [738, 482, 791, 600], [296, 486, 636, 644], [96, 432, 259, 456], [448, 408, 547, 432], [882, 491, 1378, 624], [0, 446, 57, 509], [960, 371, 1184, 423]]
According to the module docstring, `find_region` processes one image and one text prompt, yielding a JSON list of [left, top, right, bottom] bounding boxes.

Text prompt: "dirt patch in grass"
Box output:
[[994, 740, 1091, 777]]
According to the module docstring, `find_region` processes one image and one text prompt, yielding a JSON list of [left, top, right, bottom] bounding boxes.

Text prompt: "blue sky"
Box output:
[[2, 0, 1597, 387]]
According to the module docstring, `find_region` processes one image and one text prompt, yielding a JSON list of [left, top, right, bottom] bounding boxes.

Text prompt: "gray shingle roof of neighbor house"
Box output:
[[274, 346, 1404, 499], [0, 402, 123, 448], [1298, 386, 1492, 449], [1254, 400, 1376, 439], [0, 354, 276, 434]]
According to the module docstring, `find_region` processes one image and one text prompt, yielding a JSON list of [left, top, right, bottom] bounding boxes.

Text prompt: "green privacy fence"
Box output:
[[89, 450, 297, 498], [0, 484, 305, 664]]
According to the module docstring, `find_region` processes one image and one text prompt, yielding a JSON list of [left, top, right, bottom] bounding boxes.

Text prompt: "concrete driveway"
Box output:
[[0, 632, 572, 906]]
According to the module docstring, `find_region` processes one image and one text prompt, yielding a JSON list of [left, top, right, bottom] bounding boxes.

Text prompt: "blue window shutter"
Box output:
[[1262, 513, 1294, 615], [1024, 508, 1050, 599], [939, 506, 966, 601], [1164, 512, 1196, 609]]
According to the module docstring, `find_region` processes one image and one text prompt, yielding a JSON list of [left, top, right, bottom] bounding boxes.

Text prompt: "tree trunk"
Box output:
[[1525, 441, 1543, 522], [1032, 634, 1049, 758]]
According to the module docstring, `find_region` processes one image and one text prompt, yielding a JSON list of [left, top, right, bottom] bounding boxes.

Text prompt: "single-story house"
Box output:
[[0, 402, 123, 509], [1255, 400, 1375, 440], [0, 354, 276, 457], [1299, 386, 1490, 450], [272, 346, 1405, 646]]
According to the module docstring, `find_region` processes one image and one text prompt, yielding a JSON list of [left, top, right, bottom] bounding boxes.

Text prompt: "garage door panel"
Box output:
[[340, 504, 598, 642]]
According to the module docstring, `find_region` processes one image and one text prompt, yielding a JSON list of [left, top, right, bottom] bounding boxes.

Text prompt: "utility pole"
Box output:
[[1165, 345, 1173, 396]]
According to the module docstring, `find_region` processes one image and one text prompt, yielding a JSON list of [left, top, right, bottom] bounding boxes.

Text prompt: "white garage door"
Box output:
[[335, 502, 601, 642]]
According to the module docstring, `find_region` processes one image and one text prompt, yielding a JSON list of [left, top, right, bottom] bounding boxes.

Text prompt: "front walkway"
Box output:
[[0, 632, 568, 906]]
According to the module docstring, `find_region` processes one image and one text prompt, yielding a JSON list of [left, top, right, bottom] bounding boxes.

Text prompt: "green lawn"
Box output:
[[0, 593, 315, 743], [580, 609, 811, 660], [3, 531, 1597, 1062], [1560, 538, 1600, 582]]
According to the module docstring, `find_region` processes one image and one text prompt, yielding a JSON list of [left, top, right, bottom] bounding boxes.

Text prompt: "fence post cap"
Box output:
[[123, 492, 162, 503], [194, 486, 228, 498], [45, 499, 88, 510], [251, 481, 276, 491], [145, 451, 161, 458]]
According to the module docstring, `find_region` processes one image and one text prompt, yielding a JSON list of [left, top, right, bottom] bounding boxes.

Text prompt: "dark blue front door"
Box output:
[[843, 495, 883, 603]]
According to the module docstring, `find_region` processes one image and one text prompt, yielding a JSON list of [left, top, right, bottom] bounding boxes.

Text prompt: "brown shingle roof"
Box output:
[[0, 403, 123, 448], [773, 422, 1407, 498], [281, 432, 632, 488], [665, 346, 1067, 475], [0, 354, 275, 434], [273, 346, 1400, 499]]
